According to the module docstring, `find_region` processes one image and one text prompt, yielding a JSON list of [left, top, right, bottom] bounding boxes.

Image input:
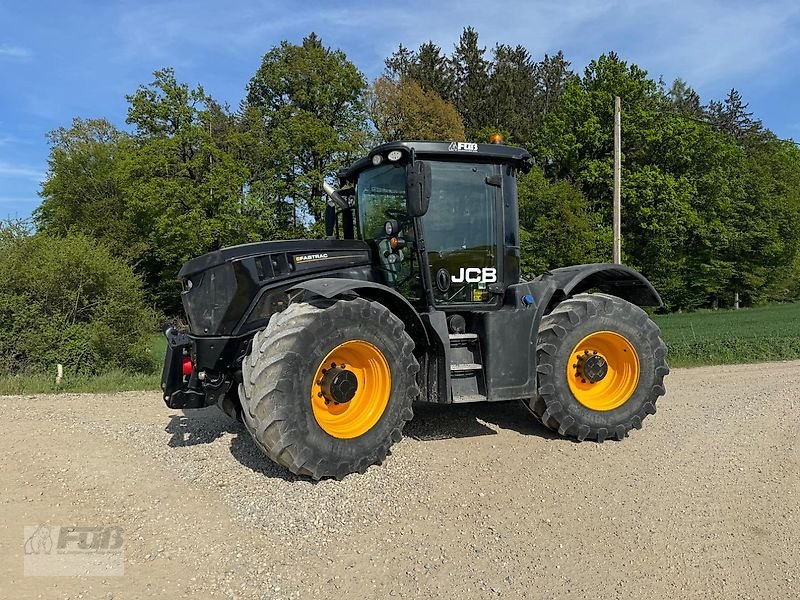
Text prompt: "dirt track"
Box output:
[[1, 361, 798, 599]]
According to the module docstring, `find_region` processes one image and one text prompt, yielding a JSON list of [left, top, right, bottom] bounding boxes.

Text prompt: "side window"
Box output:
[[423, 162, 498, 304], [357, 164, 421, 301], [358, 164, 407, 237]]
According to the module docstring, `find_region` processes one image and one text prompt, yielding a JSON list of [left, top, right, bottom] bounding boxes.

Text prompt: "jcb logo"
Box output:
[[451, 268, 497, 284]]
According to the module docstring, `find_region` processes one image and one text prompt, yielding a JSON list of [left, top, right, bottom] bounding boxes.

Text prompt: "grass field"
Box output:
[[1, 303, 798, 393], [653, 302, 800, 367]]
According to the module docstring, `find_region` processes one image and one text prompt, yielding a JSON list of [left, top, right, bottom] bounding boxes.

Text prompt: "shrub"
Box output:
[[0, 224, 157, 375]]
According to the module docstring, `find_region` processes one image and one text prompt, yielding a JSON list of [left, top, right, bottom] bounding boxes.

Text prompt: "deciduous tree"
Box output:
[[245, 33, 368, 225], [367, 77, 465, 142]]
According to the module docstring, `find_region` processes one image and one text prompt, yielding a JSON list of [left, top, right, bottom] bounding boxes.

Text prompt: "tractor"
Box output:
[[161, 140, 669, 479]]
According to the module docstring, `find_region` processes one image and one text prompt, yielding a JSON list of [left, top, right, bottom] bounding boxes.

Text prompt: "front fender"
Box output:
[[288, 278, 430, 350], [539, 263, 662, 307]]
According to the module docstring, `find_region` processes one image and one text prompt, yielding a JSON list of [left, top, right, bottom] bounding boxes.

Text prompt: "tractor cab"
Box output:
[[334, 141, 533, 309]]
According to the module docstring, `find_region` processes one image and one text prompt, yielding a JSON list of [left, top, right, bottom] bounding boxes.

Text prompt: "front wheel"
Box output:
[[239, 297, 419, 479], [525, 293, 669, 441]]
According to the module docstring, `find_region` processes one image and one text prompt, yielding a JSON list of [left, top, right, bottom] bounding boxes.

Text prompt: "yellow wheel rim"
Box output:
[[567, 331, 640, 411], [311, 340, 391, 439]]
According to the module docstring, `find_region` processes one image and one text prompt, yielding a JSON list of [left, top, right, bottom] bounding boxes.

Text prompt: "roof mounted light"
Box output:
[[371, 154, 383, 166], [489, 133, 503, 144], [387, 150, 402, 162]]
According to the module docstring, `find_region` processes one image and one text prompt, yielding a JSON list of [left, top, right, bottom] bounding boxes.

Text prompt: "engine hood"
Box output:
[[179, 239, 370, 278]]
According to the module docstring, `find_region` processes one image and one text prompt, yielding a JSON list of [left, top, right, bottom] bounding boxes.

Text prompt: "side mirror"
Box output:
[[406, 161, 431, 217]]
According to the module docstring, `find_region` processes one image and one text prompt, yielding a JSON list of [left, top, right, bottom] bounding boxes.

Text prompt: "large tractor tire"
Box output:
[[525, 293, 669, 442], [239, 297, 419, 480]]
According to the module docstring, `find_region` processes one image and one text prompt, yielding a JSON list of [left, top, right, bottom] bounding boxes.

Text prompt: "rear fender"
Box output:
[[540, 263, 662, 310]]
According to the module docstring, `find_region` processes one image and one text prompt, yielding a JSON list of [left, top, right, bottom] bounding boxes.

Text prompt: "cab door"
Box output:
[[422, 161, 501, 306]]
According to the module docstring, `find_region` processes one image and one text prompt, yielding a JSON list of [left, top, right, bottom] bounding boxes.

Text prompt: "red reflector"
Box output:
[[181, 355, 194, 377]]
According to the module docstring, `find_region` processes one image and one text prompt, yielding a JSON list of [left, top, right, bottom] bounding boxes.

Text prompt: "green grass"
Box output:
[[3, 303, 799, 394], [0, 334, 165, 395], [0, 370, 161, 395], [653, 302, 800, 368]]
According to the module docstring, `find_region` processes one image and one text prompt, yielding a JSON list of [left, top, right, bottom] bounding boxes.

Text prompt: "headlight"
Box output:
[[384, 219, 399, 236]]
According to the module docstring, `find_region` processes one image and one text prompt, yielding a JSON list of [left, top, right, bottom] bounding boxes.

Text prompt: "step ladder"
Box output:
[[448, 332, 486, 403]]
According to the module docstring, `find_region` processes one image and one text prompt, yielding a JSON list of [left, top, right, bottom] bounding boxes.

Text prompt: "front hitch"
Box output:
[[161, 327, 206, 409]]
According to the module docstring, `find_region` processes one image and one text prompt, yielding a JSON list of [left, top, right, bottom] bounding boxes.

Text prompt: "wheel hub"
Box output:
[[319, 366, 358, 404], [567, 331, 640, 411], [574, 352, 609, 384]]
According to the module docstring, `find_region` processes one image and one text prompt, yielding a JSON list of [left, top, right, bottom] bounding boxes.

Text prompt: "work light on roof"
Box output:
[[371, 154, 383, 166], [387, 150, 402, 162]]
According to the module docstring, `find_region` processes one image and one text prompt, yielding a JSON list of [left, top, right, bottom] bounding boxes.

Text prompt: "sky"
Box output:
[[2, 0, 800, 220]]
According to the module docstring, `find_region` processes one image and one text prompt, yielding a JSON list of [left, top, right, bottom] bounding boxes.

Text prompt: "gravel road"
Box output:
[[1, 361, 798, 599]]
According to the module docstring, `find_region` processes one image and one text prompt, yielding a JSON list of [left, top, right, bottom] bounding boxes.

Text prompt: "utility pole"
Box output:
[[613, 96, 621, 264]]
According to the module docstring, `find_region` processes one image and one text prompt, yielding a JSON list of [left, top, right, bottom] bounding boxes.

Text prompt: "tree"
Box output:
[[384, 43, 415, 80], [518, 168, 607, 276], [36, 118, 141, 261], [487, 44, 537, 143], [384, 41, 455, 102], [414, 41, 456, 101], [0, 226, 156, 375], [706, 88, 763, 142], [667, 78, 702, 118], [531, 53, 739, 309], [533, 51, 573, 120], [367, 77, 465, 142], [450, 27, 490, 137], [123, 68, 252, 308], [245, 33, 368, 225]]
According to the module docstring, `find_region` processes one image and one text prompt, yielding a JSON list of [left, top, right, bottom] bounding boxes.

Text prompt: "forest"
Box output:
[[4, 27, 800, 376]]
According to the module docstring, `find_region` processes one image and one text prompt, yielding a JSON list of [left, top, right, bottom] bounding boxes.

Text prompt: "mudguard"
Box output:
[[540, 263, 662, 308], [288, 278, 430, 351]]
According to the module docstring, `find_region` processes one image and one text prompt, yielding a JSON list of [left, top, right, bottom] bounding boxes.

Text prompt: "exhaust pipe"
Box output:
[[323, 181, 349, 210]]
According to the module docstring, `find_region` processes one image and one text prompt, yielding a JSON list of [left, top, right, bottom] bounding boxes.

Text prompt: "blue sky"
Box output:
[[2, 0, 799, 220]]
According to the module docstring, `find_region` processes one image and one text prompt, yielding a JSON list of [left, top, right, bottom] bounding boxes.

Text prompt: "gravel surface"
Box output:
[[1, 361, 798, 599]]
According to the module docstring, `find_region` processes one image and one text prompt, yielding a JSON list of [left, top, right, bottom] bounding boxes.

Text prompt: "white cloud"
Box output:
[[0, 160, 45, 181], [108, 0, 800, 102], [627, 0, 800, 87], [0, 196, 39, 205], [0, 44, 32, 60]]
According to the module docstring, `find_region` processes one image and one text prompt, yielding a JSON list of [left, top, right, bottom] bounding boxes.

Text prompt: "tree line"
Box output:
[[35, 28, 800, 312]]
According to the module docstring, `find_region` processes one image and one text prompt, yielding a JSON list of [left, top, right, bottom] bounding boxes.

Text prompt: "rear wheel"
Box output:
[[239, 297, 419, 479], [525, 293, 669, 441]]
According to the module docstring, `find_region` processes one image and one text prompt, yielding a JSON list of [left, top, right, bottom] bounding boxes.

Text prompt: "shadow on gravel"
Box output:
[[165, 400, 560, 481], [165, 408, 304, 482], [165, 408, 241, 447], [405, 400, 561, 442], [228, 434, 307, 482]]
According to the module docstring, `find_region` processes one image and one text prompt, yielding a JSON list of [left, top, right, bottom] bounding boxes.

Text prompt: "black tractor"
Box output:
[[161, 140, 669, 479]]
